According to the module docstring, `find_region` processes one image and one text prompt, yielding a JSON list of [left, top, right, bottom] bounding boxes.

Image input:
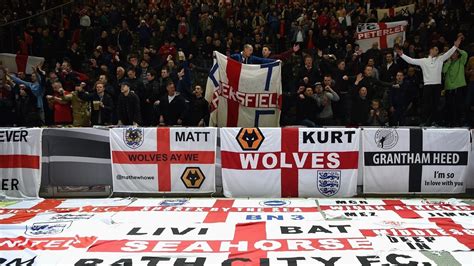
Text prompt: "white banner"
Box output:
[[363, 128, 470, 194], [221, 128, 360, 197], [0, 129, 42, 199], [377, 4, 415, 21], [0, 53, 45, 74], [2, 198, 474, 264], [356, 21, 408, 52], [205, 51, 282, 127], [110, 127, 216, 193]]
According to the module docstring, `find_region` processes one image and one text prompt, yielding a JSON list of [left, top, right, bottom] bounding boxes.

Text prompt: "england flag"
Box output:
[[220, 128, 360, 197]]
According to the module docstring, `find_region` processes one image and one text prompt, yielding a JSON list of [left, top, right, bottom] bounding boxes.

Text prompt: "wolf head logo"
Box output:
[[236, 128, 264, 151]]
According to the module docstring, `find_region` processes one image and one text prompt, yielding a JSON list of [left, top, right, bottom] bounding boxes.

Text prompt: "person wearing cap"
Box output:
[[60, 81, 91, 127], [117, 82, 141, 126]]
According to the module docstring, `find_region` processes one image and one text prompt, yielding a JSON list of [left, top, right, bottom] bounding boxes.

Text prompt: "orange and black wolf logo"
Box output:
[[236, 128, 265, 151], [181, 167, 205, 189]]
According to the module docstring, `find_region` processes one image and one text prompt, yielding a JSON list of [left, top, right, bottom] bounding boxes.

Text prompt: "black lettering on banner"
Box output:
[[174, 257, 206, 266], [311, 257, 340, 266], [281, 225, 350, 234], [386, 254, 423, 266], [1, 178, 19, 191], [111, 259, 132, 266], [281, 226, 303, 234], [357, 256, 380, 266], [221, 258, 251, 266], [276, 257, 306, 266], [74, 259, 104, 266], [176, 132, 209, 142], [141, 257, 171, 266], [0, 130, 28, 142], [0, 257, 36, 266], [302, 131, 356, 144], [127, 227, 146, 235], [364, 128, 469, 192]]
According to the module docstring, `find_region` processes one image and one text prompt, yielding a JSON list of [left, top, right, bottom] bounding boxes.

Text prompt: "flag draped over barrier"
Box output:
[[356, 21, 408, 52], [221, 128, 360, 197], [0, 128, 42, 199], [110, 127, 216, 193], [363, 128, 470, 194], [205, 51, 282, 127]]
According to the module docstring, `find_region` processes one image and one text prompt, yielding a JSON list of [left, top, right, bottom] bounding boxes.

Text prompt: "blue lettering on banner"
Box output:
[[260, 61, 280, 91], [208, 63, 219, 87], [254, 110, 276, 126]]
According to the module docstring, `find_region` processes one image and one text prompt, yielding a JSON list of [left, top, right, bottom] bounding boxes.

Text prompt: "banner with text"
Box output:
[[356, 21, 408, 52], [377, 4, 415, 21], [221, 128, 360, 197], [0, 129, 42, 199], [363, 128, 470, 194], [110, 128, 216, 193], [205, 51, 282, 127]]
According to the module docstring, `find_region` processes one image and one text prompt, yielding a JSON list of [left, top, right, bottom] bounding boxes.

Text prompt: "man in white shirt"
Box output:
[[396, 35, 463, 126]]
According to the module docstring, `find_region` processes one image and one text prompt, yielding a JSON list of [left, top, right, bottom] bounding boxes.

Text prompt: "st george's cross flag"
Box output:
[[0, 53, 44, 74], [363, 128, 470, 194], [376, 4, 415, 21], [205, 51, 282, 127], [220, 128, 360, 197], [110, 127, 216, 193], [356, 21, 408, 52]]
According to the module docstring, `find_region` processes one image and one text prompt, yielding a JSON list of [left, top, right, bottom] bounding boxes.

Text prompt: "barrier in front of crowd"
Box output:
[[0, 127, 472, 199]]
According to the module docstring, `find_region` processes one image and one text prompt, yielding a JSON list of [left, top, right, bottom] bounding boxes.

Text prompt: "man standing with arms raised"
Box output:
[[396, 35, 463, 126]]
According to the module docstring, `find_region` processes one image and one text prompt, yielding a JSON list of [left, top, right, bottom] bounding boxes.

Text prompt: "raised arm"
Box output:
[[9, 75, 33, 88], [439, 46, 457, 62], [440, 35, 464, 62], [395, 46, 423, 66]]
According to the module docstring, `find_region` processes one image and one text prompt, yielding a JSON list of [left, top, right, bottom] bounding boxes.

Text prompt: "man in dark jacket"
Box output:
[[79, 81, 114, 125], [184, 85, 209, 126], [379, 52, 400, 83], [351, 86, 371, 126], [296, 87, 322, 127], [117, 82, 141, 126], [15, 85, 42, 127], [230, 44, 276, 64], [297, 55, 321, 86], [349, 65, 392, 100], [144, 70, 160, 126], [158, 81, 186, 126]]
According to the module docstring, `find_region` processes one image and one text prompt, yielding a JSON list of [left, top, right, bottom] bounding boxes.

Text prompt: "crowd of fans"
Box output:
[[0, 0, 473, 128]]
